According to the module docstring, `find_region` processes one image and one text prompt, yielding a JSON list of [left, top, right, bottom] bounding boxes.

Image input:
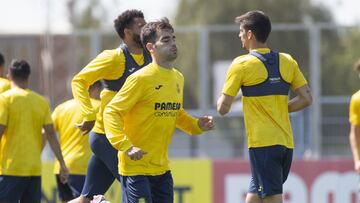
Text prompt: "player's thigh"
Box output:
[[89, 131, 119, 179], [249, 145, 292, 198], [120, 175, 152, 203], [149, 171, 173, 203], [81, 155, 116, 198]]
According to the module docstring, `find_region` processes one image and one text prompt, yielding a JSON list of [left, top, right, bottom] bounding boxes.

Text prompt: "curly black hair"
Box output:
[[114, 9, 144, 39]]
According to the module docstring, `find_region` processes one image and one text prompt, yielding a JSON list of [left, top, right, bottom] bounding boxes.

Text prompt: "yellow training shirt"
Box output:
[[104, 63, 202, 176], [72, 48, 145, 134], [350, 90, 360, 125], [0, 87, 52, 176], [0, 78, 10, 93], [222, 48, 307, 148], [52, 98, 100, 175]]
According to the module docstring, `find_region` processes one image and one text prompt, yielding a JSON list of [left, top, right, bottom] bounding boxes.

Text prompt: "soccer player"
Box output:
[[349, 59, 360, 200], [52, 81, 102, 203], [103, 18, 214, 203], [217, 11, 312, 203], [71, 9, 151, 203], [0, 59, 69, 203], [0, 52, 10, 93]]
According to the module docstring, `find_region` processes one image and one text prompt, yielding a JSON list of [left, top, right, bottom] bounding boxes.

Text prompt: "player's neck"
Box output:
[[124, 40, 143, 55], [11, 80, 28, 89], [152, 57, 173, 69], [248, 41, 268, 52]]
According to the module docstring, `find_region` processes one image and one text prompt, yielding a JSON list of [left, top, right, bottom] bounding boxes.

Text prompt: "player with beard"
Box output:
[[71, 9, 151, 203], [103, 18, 214, 203]]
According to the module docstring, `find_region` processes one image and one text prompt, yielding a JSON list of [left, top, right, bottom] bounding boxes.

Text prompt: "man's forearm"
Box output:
[[350, 126, 360, 163], [46, 133, 65, 165], [288, 96, 311, 112]]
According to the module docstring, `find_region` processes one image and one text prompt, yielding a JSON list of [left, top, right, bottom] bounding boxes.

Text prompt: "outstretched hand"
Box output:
[[126, 146, 148, 161], [198, 116, 214, 131], [76, 120, 95, 135]]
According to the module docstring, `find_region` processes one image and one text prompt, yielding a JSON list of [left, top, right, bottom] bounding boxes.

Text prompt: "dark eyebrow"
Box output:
[[161, 35, 171, 40]]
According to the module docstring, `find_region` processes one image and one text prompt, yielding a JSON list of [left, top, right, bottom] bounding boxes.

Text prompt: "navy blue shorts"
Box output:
[[81, 132, 119, 199], [56, 174, 85, 201], [120, 170, 173, 203], [248, 145, 293, 198], [0, 175, 41, 203]]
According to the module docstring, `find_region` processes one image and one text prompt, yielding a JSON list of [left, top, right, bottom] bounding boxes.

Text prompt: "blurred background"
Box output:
[[1, 0, 360, 202]]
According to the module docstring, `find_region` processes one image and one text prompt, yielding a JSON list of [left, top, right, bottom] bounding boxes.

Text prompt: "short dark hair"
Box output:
[[0, 52, 4, 66], [235, 10, 271, 43], [114, 9, 144, 39], [140, 17, 174, 47], [9, 59, 31, 81], [355, 59, 360, 72]]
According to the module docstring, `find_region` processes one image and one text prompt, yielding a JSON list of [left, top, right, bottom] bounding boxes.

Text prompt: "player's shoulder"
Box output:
[[232, 54, 253, 64], [55, 99, 76, 111], [351, 90, 360, 101], [98, 48, 124, 60], [0, 77, 10, 84], [27, 90, 50, 104], [172, 68, 184, 78], [228, 55, 253, 72], [279, 52, 298, 64]]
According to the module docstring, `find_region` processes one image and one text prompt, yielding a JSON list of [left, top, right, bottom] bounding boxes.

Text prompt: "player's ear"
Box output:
[[124, 28, 131, 37], [146, 43, 154, 53]]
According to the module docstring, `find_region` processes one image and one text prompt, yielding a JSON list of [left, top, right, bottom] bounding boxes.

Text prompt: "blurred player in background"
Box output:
[[0, 52, 10, 93], [71, 9, 151, 203], [103, 18, 214, 203], [0, 59, 68, 203], [217, 11, 312, 203], [52, 81, 102, 203], [349, 59, 360, 202]]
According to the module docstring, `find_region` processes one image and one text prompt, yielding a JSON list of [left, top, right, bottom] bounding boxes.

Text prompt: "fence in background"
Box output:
[[0, 23, 357, 159]]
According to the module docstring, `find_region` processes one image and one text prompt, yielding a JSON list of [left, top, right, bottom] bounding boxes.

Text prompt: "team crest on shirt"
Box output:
[[138, 198, 146, 203], [176, 83, 180, 93]]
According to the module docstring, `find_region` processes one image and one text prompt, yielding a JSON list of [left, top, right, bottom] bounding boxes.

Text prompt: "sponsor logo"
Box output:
[[155, 85, 163, 90], [129, 67, 136, 72], [154, 102, 181, 117], [155, 102, 181, 110], [269, 77, 281, 84]]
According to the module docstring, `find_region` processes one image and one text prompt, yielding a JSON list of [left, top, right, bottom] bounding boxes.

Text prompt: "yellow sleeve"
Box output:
[[222, 61, 243, 97], [176, 108, 203, 135], [0, 95, 8, 125], [289, 59, 308, 91], [350, 95, 360, 125], [103, 75, 143, 151], [72, 49, 125, 121]]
